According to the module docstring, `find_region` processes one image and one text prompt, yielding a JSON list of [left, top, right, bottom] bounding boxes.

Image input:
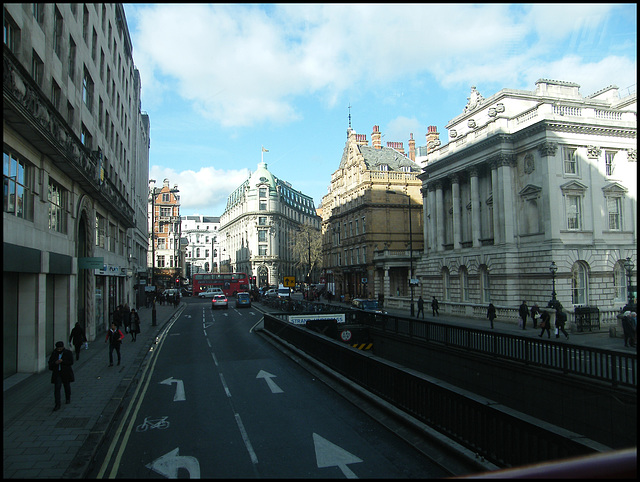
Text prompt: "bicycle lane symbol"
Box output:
[[136, 416, 170, 432]]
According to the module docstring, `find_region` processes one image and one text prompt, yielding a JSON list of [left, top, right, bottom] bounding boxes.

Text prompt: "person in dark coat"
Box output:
[[69, 322, 87, 361], [431, 296, 439, 316], [487, 303, 497, 329], [48, 341, 74, 411], [123, 303, 131, 333], [538, 310, 552, 338], [555, 305, 569, 340], [519, 300, 529, 330], [416, 296, 425, 319], [130, 308, 141, 342], [105, 322, 124, 366]]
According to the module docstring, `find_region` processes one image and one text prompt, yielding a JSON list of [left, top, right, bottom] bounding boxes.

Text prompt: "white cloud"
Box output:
[[149, 165, 251, 215]]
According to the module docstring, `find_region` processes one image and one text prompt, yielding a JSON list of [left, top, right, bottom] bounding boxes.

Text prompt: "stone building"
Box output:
[[181, 215, 221, 278], [3, 4, 150, 377], [219, 157, 321, 287], [417, 80, 636, 322], [148, 179, 181, 290], [321, 125, 424, 305]]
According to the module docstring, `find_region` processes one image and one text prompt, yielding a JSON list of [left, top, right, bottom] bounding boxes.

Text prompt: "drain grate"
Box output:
[[55, 417, 91, 429]]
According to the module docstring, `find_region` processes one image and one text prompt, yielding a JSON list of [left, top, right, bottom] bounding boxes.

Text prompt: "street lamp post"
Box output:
[[623, 257, 634, 305], [548, 261, 558, 308]]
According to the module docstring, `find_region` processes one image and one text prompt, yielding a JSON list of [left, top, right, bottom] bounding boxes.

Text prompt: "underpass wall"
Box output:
[[372, 331, 636, 449]]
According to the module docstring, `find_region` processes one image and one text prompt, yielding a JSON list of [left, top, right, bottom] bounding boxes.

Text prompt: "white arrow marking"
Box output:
[[159, 377, 186, 401], [256, 370, 284, 393], [313, 433, 362, 479], [146, 447, 200, 479]]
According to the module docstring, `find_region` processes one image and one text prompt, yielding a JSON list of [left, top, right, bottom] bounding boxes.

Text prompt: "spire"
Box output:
[[348, 104, 352, 129]]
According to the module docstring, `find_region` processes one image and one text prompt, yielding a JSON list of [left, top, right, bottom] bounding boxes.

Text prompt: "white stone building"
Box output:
[[416, 80, 636, 324], [181, 215, 221, 278], [219, 160, 321, 287], [3, 4, 150, 377]]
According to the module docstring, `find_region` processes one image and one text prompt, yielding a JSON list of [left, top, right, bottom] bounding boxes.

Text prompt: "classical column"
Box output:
[[469, 167, 481, 248], [421, 186, 429, 254], [435, 182, 444, 252], [428, 186, 436, 253], [499, 154, 516, 243], [490, 160, 501, 244], [451, 174, 462, 250]]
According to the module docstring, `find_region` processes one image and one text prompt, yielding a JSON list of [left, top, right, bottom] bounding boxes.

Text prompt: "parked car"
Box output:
[[198, 287, 224, 299], [211, 294, 229, 309], [264, 289, 278, 298], [351, 298, 386, 314], [235, 292, 251, 308]]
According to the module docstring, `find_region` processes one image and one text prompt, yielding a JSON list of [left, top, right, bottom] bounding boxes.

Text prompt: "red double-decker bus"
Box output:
[[192, 272, 249, 297]]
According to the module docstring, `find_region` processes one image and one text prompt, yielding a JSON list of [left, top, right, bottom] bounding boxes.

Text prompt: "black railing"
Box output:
[[262, 314, 613, 469]]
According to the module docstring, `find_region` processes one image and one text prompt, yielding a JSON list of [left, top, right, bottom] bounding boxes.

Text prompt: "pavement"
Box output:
[[3, 297, 635, 479]]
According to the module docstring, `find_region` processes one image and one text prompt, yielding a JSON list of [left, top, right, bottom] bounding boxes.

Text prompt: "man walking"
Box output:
[[416, 296, 424, 319], [431, 296, 439, 316], [105, 322, 124, 366], [519, 300, 529, 330], [48, 341, 74, 411]]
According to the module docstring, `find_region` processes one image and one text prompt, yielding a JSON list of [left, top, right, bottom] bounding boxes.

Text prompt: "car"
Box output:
[[351, 298, 386, 314], [235, 292, 251, 308], [163, 288, 180, 298], [180, 287, 192, 297], [277, 287, 291, 299], [211, 294, 228, 309], [198, 287, 224, 298], [264, 289, 278, 298]]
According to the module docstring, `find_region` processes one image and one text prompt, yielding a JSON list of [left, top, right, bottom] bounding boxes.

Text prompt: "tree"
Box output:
[[291, 222, 323, 282]]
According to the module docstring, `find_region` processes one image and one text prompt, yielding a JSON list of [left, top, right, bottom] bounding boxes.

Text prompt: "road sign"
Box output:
[[340, 330, 352, 342], [283, 276, 295, 287]]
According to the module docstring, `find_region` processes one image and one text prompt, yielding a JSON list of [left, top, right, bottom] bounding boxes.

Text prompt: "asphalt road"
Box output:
[[88, 296, 449, 478]]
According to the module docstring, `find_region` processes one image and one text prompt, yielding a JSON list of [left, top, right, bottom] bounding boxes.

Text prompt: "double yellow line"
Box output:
[[96, 318, 179, 478]]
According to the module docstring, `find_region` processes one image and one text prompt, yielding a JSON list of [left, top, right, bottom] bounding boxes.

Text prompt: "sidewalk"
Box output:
[[3, 302, 184, 479]]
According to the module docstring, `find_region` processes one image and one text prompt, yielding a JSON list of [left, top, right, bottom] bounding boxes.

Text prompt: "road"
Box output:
[[88, 296, 449, 478]]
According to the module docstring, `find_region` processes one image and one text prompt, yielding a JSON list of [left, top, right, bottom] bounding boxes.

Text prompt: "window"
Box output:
[[607, 197, 622, 231], [362, 217, 366, 233], [355, 219, 359, 235], [109, 223, 117, 252], [48, 178, 68, 234], [92, 28, 98, 62], [259, 188, 267, 198], [379, 164, 389, 171], [81, 124, 92, 149], [4, 10, 21, 53], [460, 267, 469, 301], [258, 245, 267, 256], [480, 266, 491, 303], [33, 3, 44, 26], [95, 213, 106, 248], [258, 216, 267, 226], [161, 193, 169, 202], [82, 5, 89, 44], [3, 148, 34, 220], [259, 200, 267, 211], [614, 262, 627, 302], [157, 255, 165, 268], [566, 195, 582, 230], [196, 248, 200, 257], [157, 237, 165, 249], [160, 207, 172, 217], [32, 50, 44, 87], [83, 67, 94, 111], [571, 262, 589, 305], [68, 36, 76, 81], [53, 7, 63, 58], [51, 80, 61, 110], [605, 151, 615, 176], [443, 267, 451, 301], [258, 230, 267, 242], [563, 147, 577, 174], [361, 246, 366, 263]]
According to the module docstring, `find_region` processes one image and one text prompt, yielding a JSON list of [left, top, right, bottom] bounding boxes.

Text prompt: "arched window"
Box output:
[[613, 261, 627, 302], [443, 267, 451, 301], [459, 266, 469, 301], [196, 247, 200, 257], [571, 261, 589, 305]]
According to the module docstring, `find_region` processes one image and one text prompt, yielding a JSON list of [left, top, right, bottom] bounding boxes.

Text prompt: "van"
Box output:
[[277, 287, 291, 299], [198, 287, 224, 299]]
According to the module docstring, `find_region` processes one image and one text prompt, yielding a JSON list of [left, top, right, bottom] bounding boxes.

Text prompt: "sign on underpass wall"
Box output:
[[288, 313, 346, 325]]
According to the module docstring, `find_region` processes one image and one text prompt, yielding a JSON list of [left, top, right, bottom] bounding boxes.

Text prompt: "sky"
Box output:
[[122, 3, 637, 217]]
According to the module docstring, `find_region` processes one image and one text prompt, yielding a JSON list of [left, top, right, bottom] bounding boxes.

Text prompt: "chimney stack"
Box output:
[[408, 133, 416, 161], [386, 141, 404, 155], [426, 125, 440, 153], [372, 125, 382, 149]]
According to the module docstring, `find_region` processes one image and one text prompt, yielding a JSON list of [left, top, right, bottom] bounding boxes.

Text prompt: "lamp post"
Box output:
[[547, 261, 558, 308], [623, 257, 634, 305]]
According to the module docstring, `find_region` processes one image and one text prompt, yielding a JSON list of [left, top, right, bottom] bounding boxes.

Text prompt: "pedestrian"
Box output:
[[68, 322, 87, 361], [538, 310, 552, 338], [555, 304, 569, 340], [123, 303, 131, 333], [530, 304, 541, 329], [417, 296, 424, 319], [113, 305, 122, 330], [378, 292, 384, 309], [48, 341, 74, 411], [619, 311, 636, 347], [173, 293, 179, 307], [519, 300, 529, 330], [130, 308, 141, 342], [487, 303, 497, 329], [104, 322, 124, 366], [431, 296, 439, 316]]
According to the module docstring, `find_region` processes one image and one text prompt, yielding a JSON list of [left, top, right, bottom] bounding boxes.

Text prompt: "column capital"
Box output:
[[469, 166, 480, 178], [537, 141, 558, 157]]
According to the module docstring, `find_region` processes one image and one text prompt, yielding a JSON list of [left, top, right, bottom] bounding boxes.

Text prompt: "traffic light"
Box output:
[[175, 278, 180, 286]]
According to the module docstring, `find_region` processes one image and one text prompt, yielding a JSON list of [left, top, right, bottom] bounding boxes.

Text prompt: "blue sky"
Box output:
[[122, 3, 637, 217]]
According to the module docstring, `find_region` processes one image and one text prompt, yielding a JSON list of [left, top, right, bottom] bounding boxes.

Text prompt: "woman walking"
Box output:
[[69, 322, 87, 361], [130, 308, 141, 342], [486, 303, 496, 329]]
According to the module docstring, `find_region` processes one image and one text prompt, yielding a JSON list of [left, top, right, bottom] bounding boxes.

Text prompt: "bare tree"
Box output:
[[291, 222, 323, 282]]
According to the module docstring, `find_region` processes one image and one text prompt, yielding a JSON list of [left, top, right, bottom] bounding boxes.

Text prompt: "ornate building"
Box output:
[[417, 80, 636, 320], [181, 215, 221, 278], [3, 4, 150, 377], [219, 157, 321, 287], [148, 179, 181, 290], [321, 125, 424, 304]]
